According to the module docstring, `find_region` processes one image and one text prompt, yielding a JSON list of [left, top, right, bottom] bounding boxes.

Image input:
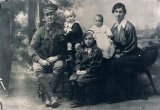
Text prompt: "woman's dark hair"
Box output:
[[81, 30, 96, 48], [112, 3, 126, 14]]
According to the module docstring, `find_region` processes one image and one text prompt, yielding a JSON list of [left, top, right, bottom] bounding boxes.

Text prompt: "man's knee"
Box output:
[[53, 60, 64, 73], [33, 62, 44, 76]]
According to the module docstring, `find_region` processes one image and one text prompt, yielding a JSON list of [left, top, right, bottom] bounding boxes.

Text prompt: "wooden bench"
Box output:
[[0, 78, 6, 91]]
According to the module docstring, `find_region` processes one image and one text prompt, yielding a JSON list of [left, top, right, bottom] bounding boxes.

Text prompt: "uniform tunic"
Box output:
[[28, 22, 67, 61], [28, 22, 67, 98]]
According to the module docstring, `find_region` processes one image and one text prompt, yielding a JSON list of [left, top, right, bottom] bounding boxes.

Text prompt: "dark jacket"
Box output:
[[28, 22, 67, 62], [69, 45, 103, 83], [65, 23, 83, 44], [111, 21, 138, 55]]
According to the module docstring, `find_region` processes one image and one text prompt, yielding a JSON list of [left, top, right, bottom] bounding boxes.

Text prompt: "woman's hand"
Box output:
[[46, 56, 58, 64], [38, 59, 50, 67]]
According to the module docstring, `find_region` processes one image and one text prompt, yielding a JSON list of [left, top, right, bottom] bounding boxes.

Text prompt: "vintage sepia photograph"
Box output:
[[0, 0, 160, 110]]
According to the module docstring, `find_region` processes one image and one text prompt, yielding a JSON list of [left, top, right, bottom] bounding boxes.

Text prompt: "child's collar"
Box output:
[[64, 20, 79, 27]]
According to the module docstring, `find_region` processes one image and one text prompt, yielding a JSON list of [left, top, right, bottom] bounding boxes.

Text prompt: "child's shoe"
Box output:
[[70, 99, 83, 108]]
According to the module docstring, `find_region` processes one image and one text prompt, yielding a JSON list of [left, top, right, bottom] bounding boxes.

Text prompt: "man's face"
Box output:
[[114, 8, 125, 23], [44, 11, 56, 25]]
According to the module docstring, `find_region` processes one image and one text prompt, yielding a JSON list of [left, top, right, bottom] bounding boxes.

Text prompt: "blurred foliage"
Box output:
[[7, 0, 30, 67], [11, 0, 83, 68]]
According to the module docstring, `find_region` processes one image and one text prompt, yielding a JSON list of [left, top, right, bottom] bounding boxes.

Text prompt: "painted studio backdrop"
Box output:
[[0, 0, 160, 109]]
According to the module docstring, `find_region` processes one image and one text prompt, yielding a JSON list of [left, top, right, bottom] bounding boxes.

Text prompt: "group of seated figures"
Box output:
[[28, 2, 148, 108]]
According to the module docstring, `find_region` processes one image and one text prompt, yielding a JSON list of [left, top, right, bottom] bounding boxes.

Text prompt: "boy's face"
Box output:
[[64, 12, 75, 23], [94, 16, 103, 27]]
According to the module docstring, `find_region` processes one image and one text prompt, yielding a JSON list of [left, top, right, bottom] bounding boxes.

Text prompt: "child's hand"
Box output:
[[76, 70, 86, 75], [80, 70, 87, 74], [76, 70, 81, 75]]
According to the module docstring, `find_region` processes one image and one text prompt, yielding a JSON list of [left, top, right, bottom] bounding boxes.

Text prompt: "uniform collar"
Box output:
[[46, 23, 57, 31], [64, 20, 79, 27], [114, 19, 127, 28]]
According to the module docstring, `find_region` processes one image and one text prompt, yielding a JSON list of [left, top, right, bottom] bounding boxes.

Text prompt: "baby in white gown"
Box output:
[[90, 14, 115, 59]]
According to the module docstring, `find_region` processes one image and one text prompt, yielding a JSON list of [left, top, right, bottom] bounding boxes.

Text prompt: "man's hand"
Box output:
[[38, 59, 50, 67], [46, 56, 58, 64]]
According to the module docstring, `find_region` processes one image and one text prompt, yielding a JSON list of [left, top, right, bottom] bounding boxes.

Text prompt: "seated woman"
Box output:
[[104, 3, 143, 103], [69, 30, 103, 108]]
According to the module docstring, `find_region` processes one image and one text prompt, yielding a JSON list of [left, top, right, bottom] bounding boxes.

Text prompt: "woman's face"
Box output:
[[114, 7, 125, 23], [84, 34, 94, 47]]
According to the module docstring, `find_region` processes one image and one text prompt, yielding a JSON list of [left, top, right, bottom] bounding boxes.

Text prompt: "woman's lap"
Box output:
[[104, 54, 141, 100]]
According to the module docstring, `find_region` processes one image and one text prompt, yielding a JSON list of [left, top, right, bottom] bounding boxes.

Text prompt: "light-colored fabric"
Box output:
[[114, 19, 127, 33], [90, 24, 115, 59], [114, 19, 127, 29], [64, 20, 80, 33], [90, 24, 112, 36]]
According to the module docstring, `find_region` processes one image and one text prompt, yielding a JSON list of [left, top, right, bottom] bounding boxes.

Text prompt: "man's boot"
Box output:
[[45, 94, 51, 107], [50, 72, 62, 107]]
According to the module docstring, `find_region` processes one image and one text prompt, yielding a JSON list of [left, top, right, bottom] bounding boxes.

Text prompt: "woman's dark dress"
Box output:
[[104, 20, 142, 101]]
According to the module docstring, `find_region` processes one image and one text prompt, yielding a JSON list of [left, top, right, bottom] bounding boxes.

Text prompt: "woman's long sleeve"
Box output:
[[122, 23, 138, 54]]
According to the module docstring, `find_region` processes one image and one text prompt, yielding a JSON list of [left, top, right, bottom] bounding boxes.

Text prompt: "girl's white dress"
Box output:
[[90, 24, 115, 59]]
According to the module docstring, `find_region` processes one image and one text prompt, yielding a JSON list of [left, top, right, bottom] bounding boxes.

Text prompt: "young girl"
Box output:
[[69, 30, 103, 108], [64, 9, 83, 61], [90, 14, 115, 59]]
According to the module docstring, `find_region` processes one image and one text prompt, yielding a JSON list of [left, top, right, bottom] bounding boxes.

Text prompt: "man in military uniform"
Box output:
[[28, 3, 66, 108]]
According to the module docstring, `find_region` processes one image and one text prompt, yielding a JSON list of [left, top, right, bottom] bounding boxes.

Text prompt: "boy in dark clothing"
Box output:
[[64, 9, 83, 61]]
